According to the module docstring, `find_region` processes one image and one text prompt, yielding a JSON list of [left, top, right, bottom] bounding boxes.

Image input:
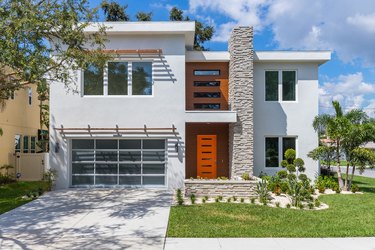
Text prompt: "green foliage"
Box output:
[[298, 174, 308, 182], [286, 203, 291, 209], [308, 145, 336, 168], [101, 0, 130, 21], [0, 164, 14, 176], [0, 173, 15, 185], [202, 197, 206, 203], [190, 194, 196, 204], [233, 196, 237, 201], [277, 170, 288, 179], [240, 198, 245, 203], [298, 203, 304, 209], [169, 7, 214, 50], [241, 172, 250, 180], [0, 0, 110, 93], [315, 175, 336, 191], [314, 199, 321, 207], [218, 196, 223, 201], [215, 197, 219, 203], [281, 149, 305, 177], [287, 179, 304, 207], [275, 202, 280, 208], [43, 169, 58, 191], [284, 149, 296, 161], [256, 179, 269, 204], [250, 197, 255, 204], [176, 189, 184, 205], [351, 184, 359, 193], [227, 197, 231, 203], [136, 12, 152, 21], [308, 203, 314, 209], [333, 183, 341, 194]]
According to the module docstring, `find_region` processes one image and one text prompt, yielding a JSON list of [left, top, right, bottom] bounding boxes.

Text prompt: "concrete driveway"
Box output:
[[0, 188, 172, 250]]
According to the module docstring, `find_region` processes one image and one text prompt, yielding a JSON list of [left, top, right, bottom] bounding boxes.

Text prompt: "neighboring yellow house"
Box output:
[[0, 85, 41, 169]]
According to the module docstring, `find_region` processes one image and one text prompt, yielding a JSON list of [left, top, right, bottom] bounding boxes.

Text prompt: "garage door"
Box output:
[[71, 139, 166, 187]]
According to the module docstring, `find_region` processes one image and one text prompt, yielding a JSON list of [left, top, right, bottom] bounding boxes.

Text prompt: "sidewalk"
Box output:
[[164, 237, 375, 250]]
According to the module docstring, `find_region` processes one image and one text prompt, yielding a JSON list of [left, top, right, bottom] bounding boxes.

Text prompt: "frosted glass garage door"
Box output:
[[71, 139, 166, 187]]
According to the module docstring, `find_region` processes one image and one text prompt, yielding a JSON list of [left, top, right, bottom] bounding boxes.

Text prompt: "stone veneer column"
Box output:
[[228, 26, 254, 178]]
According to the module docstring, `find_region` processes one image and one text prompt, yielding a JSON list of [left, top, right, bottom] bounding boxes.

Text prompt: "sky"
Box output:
[[89, 0, 375, 116]]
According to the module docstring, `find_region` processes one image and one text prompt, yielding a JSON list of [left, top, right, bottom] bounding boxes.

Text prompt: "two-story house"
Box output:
[[49, 22, 330, 189]]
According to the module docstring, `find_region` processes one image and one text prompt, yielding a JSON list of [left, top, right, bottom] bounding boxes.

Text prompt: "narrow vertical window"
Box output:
[[282, 71, 296, 101], [265, 137, 279, 167], [28, 88, 32, 105], [31, 136, 36, 153], [132, 62, 152, 95], [265, 71, 279, 101], [83, 64, 104, 95], [282, 137, 296, 159], [23, 136, 29, 153], [15, 135, 21, 153], [108, 62, 128, 95]]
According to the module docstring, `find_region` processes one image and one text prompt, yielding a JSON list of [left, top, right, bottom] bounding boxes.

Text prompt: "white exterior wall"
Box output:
[[50, 34, 187, 189], [253, 62, 319, 178]]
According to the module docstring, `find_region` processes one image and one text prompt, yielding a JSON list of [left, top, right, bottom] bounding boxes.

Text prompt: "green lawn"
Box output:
[[0, 181, 49, 215], [167, 175, 375, 237]]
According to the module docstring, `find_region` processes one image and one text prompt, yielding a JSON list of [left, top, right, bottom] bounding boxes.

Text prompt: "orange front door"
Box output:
[[197, 135, 217, 179]]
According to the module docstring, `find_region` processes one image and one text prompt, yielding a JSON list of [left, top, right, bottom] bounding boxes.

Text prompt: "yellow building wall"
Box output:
[[0, 85, 41, 169]]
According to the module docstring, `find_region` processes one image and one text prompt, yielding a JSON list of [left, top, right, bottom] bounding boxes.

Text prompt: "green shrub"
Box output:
[[277, 170, 288, 179], [298, 203, 304, 209], [250, 197, 255, 204], [287, 179, 304, 207], [233, 196, 237, 201], [176, 189, 184, 205], [332, 183, 341, 193], [280, 181, 289, 193], [275, 202, 280, 208], [202, 198, 206, 203], [256, 179, 269, 204], [240, 198, 245, 203], [351, 184, 360, 193], [314, 199, 321, 207], [308, 203, 314, 209], [43, 169, 58, 191], [204, 196, 209, 200], [215, 197, 219, 203], [227, 197, 231, 203], [287, 173, 297, 181], [0, 174, 15, 185], [241, 173, 250, 180], [218, 196, 223, 201], [286, 203, 291, 209], [317, 183, 326, 194], [298, 174, 308, 182], [190, 194, 196, 204]]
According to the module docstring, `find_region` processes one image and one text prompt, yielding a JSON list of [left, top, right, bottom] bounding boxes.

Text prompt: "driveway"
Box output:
[[0, 189, 172, 250]]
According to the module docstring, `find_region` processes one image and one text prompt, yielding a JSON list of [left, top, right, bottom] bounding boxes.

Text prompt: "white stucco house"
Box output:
[[49, 22, 330, 189]]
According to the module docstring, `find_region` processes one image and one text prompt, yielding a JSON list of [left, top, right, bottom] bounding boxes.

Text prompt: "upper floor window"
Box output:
[[83, 61, 152, 96], [28, 88, 32, 105], [265, 70, 296, 102], [194, 70, 220, 76]]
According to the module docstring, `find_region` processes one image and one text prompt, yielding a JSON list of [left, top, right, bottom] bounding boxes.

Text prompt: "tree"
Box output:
[[349, 148, 375, 189], [280, 149, 305, 177], [308, 144, 336, 172], [169, 7, 214, 51], [136, 12, 152, 21], [0, 0, 110, 94], [37, 81, 49, 152], [101, 0, 130, 21]]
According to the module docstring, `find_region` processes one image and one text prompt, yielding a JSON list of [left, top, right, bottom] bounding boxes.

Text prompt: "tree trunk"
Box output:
[[336, 141, 344, 188], [344, 163, 350, 190], [348, 165, 356, 191]]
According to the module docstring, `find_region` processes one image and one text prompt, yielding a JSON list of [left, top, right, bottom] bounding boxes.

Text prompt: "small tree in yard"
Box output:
[[308, 144, 336, 172], [349, 148, 375, 189], [280, 149, 305, 177]]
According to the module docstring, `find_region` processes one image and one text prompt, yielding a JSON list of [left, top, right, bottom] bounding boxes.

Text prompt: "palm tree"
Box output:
[[313, 101, 369, 188]]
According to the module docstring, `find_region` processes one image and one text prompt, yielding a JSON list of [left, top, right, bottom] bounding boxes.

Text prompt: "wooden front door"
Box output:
[[197, 135, 217, 178]]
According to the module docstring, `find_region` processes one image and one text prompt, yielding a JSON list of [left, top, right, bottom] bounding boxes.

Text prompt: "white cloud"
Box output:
[[347, 13, 375, 33], [319, 72, 375, 114]]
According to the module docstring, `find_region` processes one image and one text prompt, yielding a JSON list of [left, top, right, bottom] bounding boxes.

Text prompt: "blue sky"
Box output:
[[89, 0, 375, 116]]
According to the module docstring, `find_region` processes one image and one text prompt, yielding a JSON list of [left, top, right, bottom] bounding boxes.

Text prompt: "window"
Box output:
[[71, 139, 166, 186], [194, 70, 220, 76], [194, 103, 220, 109], [132, 62, 152, 95], [15, 135, 21, 153], [30, 136, 36, 153], [83, 61, 153, 96], [23, 136, 29, 153], [282, 71, 296, 101], [108, 62, 128, 95], [194, 92, 221, 98], [265, 137, 297, 167], [28, 88, 32, 105], [83, 64, 104, 95], [265, 71, 278, 101], [265, 70, 296, 102], [194, 81, 220, 87]]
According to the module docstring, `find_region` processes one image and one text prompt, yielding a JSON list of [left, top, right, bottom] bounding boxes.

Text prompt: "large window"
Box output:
[[194, 70, 220, 76], [23, 136, 29, 153], [30, 136, 36, 153], [265, 137, 297, 167], [265, 70, 296, 102], [71, 139, 166, 186], [83, 61, 153, 96]]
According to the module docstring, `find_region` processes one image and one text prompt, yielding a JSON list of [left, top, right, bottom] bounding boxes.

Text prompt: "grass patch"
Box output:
[[0, 181, 49, 215], [167, 175, 375, 237]]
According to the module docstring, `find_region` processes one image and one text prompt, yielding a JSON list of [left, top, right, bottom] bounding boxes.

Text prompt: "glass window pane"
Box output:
[[194, 92, 221, 98], [96, 140, 117, 149], [194, 103, 220, 109], [23, 136, 29, 153], [143, 164, 165, 174], [119, 140, 141, 149], [30, 136, 36, 153], [95, 176, 117, 185], [119, 151, 141, 162], [132, 62, 152, 95], [143, 176, 165, 186], [72, 140, 94, 149], [143, 140, 165, 149], [96, 164, 118, 174], [72, 176, 94, 186], [83, 64, 103, 95], [119, 164, 141, 174], [193, 70, 220, 76], [15, 135, 21, 152], [143, 151, 165, 162], [96, 151, 118, 162], [283, 138, 296, 160], [265, 138, 279, 168], [72, 163, 94, 174], [282, 71, 296, 101], [108, 62, 128, 95], [72, 151, 95, 162], [265, 71, 278, 101], [119, 176, 141, 185], [194, 81, 220, 87]]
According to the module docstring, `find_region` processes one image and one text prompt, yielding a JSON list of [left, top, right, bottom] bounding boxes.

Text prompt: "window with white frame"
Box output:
[[83, 61, 153, 96], [265, 137, 296, 167], [265, 70, 296, 102], [71, 139, 166, 186]]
